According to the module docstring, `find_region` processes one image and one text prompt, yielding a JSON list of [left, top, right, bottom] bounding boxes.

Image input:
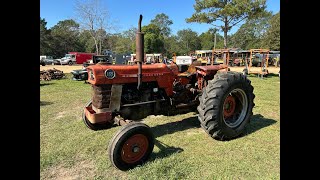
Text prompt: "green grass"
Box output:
[[40, 73, 280, 179]]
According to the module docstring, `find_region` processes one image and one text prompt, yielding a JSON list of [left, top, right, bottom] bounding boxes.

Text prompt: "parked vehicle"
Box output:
[[250, 53, 279, 67], [58, 52, 95, 65], [71, 55, 111, 81], [43, 56, 55, 65], [40, 59, 45, 66], [40, 55, 56, 66]]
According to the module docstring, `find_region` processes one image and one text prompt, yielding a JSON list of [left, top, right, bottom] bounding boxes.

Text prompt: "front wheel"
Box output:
[[108, 122, 154, 171], [68, 61, 73, 65], [197, 71, 255, 140]]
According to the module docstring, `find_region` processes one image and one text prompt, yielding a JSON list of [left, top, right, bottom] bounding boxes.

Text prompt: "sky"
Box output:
[[40, 0, 279, 35]]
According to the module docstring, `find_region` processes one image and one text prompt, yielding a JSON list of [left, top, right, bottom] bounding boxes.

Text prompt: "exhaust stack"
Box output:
[[136, 14, 144, 90]]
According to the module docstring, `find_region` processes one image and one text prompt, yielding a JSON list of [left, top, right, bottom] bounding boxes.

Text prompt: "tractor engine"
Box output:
[[119, 82, 167, 120], [84, 62, 179, 125]]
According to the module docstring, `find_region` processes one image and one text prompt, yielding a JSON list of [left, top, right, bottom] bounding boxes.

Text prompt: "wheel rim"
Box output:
[[223, 88, 248, 128], [121, 134, 149, 164], [223, 96, 236, 118]]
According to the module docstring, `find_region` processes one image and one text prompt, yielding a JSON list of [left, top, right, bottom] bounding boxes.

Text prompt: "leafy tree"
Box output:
[[50, 19, 82, 58], [79, 30, 96, 53], [186, 0, 267, 48], [177, 29, 201, 54], [119, 27, 137, 54], [229, 11, 272, 49], [150, 13, 173, 37], [40, 17, 51, 55], [141, 24, 164, 53], [164, 36, 181, 57], [150, 13, 173, 57], [262, 12, 280, 50], [199, 28, 224, 50], [75, 0, 115, 54]]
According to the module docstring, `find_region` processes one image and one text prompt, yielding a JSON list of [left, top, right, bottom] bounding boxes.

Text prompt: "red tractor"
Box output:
[[82, 15, 255, 171]]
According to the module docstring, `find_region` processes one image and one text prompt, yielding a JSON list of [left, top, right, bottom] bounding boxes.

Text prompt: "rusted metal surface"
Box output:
[[84, 105, 113, 124], [91, 84, 122, 116], [92, 85, 112, 111], [87, 63, 177, 96], [40, 68, 65, 81], [196, 64, 228, 72], [121, 99, 166, 107], [136, 15, 144, 90], [114, 116, 131, 126], [223, 95, 236, 118]]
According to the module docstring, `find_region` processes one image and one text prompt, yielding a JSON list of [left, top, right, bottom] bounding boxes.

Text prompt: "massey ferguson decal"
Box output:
[[121, 73, 164, 78]]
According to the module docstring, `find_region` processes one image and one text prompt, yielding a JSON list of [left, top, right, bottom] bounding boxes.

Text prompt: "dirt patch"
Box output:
[[229, 66, 280, 74], [41, 64, 280, 74], [54, 111, 68, 120], [40, 65, 84, 73], [42, 160, 96, 180]]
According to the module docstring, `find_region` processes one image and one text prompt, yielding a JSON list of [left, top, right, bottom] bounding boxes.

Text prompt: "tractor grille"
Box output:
[[92, 85, 112, 109]]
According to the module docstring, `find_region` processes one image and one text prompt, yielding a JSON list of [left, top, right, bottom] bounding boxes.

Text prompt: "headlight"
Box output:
[[89, 70, 95, 80]]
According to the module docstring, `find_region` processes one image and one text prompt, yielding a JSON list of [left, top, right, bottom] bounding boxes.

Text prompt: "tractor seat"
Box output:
[[178, 61, 202, 77]]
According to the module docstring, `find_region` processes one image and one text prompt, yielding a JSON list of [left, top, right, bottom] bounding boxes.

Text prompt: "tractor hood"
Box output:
[[86, 63, 179, 86]]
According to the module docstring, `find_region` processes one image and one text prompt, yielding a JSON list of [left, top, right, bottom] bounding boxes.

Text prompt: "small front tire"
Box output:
[[108, 122, 154, 171]]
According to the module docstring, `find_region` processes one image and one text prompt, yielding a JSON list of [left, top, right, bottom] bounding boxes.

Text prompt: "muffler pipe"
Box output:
[[136, 14, 144, 90]]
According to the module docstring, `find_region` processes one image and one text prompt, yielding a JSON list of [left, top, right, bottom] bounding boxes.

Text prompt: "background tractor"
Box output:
[[82, 15, 255, 171]]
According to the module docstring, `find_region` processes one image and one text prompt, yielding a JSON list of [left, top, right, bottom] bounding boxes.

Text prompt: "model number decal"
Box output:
[[121, 73, 163, 77]]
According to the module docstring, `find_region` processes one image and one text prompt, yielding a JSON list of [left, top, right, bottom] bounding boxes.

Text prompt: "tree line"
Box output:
[[40, 0, 279, 59]]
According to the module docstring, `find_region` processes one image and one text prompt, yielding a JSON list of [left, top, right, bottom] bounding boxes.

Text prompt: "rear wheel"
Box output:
[[108, 122, 154, 170], [197, 71, 255, 140], [68, 61, 73, 65], [82, 100, 113, 130]]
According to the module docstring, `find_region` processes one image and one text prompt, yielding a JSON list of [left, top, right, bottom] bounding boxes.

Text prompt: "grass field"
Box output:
[[40, 73, 280, 180]]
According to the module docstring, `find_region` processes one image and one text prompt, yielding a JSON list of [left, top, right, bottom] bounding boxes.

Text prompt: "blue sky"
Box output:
[[40, 0, 279, 35]]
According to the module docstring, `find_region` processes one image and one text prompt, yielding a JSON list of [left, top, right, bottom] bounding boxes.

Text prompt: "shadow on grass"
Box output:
[[40, 82, 54, 86], [146, 116, 199, 162], [151, 116, 200, 138], [267, 73, 280, 77], [247, 73, 279, 79], [241, 114, 277, 137], [40, 101, 53, 106], [149, 139, 184, 161]]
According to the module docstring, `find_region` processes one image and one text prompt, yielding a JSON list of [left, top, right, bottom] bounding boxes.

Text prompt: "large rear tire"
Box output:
[[108, 122, 154, 171], [197, 71, 255, 140], [82, 100, 113, 131]]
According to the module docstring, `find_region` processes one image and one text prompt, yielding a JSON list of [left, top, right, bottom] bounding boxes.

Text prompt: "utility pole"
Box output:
[[211, 32, 217, 65], [214, 32, 216, 51]]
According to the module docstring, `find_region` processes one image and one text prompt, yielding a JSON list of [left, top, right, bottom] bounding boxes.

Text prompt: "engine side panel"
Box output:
[[87, 63, 179, 96]]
